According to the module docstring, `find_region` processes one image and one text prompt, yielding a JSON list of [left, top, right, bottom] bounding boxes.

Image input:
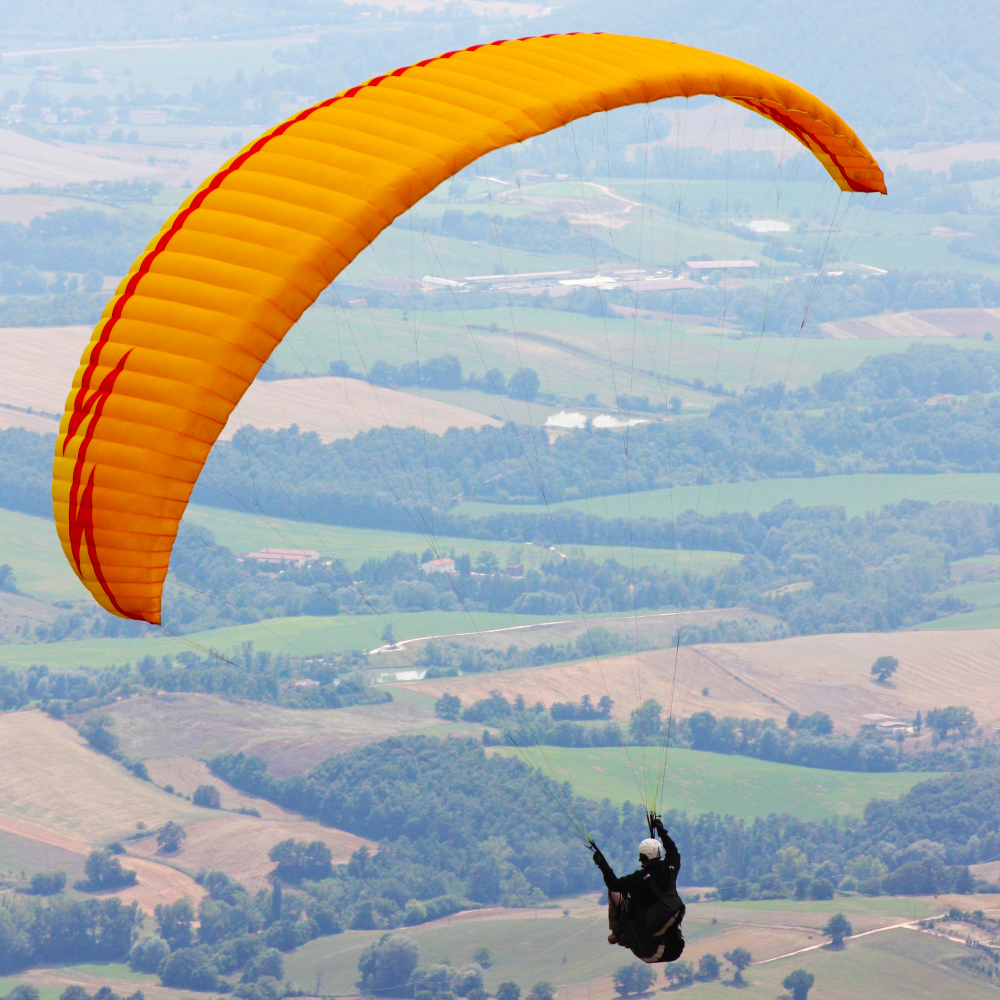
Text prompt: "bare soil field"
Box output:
[[821, 307, 1000, 340], [406, 627, 1000, 733], [127, 811, 372, 893], [0, 711, 206, 842], [219, 375, 501, 443], [98, 691, 442, 774]]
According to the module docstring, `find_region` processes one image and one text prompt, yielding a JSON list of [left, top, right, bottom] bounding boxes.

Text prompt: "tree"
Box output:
[[358, 934, 419, 994], [82, 269, 104, 293], [926, 706, 976, 742], [28, 871, 66, 896], [823, 913, 853, 947], [628, 699, 662, 743], [914, 709, 922, 734], [472, 948, 492, 969], [157, 821, 187, 853], [661, 962, 694, 988], [381, 623, 396, 646], [724, 948, 752, 984], [527, 984, 554, 1000], [435, 693, 461, 722], [697, 954, 720, 981], [7, 987, 39, 1000], [77, 850, 137, 891], [155, 897, 194, 951], [871, 655, 898, 682], [129, 935, 170, 972], [270, 879, 282, 923], [808, 877, 834, 900], [782, 969, 815, 1000], [611, 964, 656, 996], [496, 984, 520, 1000], [774, 846, 809, 885], [0, 564, 18, 593], [508, 368, 540, 401], [269, 839, 333, 881], [193, 784, 221, 808]]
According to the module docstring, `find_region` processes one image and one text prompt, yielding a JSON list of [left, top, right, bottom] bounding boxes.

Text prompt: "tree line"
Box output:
[[456, 693, 994, 775]]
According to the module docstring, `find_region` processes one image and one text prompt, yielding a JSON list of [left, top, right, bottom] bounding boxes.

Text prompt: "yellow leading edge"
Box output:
[[52, 33, 886, 623]]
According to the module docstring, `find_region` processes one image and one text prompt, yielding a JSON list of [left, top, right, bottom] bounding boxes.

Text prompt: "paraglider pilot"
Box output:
[[590, 814, 685, 963]]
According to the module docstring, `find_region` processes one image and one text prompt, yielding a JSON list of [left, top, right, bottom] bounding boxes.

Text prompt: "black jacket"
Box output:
[[597, 832, 681, 906]]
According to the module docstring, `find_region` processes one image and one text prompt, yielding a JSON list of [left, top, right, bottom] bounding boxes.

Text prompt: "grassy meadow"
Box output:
[[0, 508, 90, 604], [453, 471, 1000, 520], [492, 746, 938, 823], [282, 898, 994, 1000], [0, 610, 564, 670]]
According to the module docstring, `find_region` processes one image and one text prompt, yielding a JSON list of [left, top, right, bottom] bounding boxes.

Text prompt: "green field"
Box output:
[[0, 609, 565, 670], [453, 471, 1000, 520], [284, 911, 715, 997], [283, 900, 988, 1000], [0, 509, 90, 604], [285, 297, 1000, 403], [182, 504, 736, 574], [0, 505, 736, 611], [915, 571, 1000, 631], [496, 746, 938, 823]]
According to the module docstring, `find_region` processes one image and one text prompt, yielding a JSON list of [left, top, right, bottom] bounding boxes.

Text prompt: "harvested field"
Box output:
[[0, 813, 204, 913], [406, 627, 1000, 733], [0, 407, 60, 435], [128, 811, 373, 893], [822, 307, 1000, 340], [144, 757, 290, 817], [112, 856, 207, 912], [218, 375, 501, 443], [0, 711, 205, 843], [0, 325, 90, 415], [0, 129, 160, 188], [17, 963, 184, 1000], [97, 691, 445, 775], [0, 826, 85, 882], [0, 592, 63, 642], [0, 130, 227, 190], [878, 141, 1000, 174], [0, 193, 75, 225]]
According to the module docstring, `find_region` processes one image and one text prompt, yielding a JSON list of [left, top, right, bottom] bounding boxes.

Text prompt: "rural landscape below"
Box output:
[[2, 4, 1000, 1000]]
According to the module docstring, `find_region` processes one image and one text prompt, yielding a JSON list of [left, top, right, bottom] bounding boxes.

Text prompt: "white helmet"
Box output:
[[639, 838, 664, 862]]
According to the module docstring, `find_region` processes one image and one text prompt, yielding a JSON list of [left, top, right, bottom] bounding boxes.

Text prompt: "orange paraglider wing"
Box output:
[[52, 33, 885, 623]]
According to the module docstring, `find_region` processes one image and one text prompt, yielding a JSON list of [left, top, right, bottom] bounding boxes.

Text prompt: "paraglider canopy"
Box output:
[[52, 32, 885, 622]]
